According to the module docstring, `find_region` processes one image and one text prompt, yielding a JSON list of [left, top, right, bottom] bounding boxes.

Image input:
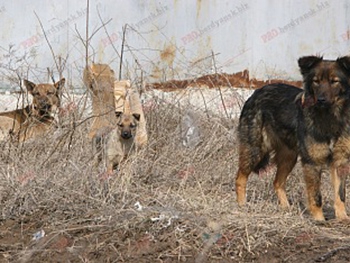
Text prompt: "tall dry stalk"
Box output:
[[119, 24, 127, 80], [85, 0, 90, 69]]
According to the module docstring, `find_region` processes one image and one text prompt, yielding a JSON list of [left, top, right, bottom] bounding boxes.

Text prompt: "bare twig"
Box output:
[[74, 18, 112, 62], [119, 24, 127, 80], [47, 67, 55, 83], [211, 51, 229, 119], [211, 50, 217, 74], [96, 7, 121, 60], [85, 0, 90, 68], [34, 11, 60, 77]]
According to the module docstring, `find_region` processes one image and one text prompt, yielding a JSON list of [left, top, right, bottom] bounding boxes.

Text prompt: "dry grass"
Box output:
[[1, 91, 350, 263]]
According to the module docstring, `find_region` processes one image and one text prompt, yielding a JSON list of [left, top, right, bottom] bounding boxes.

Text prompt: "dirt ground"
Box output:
[[1, 211, 350, 263], [1, 74, 350, 263]]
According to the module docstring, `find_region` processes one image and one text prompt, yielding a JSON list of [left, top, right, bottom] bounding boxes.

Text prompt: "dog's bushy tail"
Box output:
[[238, 93, 271, 175], [252, 153, 270, 174]]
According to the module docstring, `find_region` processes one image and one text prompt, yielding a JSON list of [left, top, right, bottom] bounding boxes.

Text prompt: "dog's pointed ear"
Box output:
[[132, 113, 141, 121], [23, 79, 36, 93], [337, 56, 350, 74], [115, 111, 123, 118], [54, 78, 66, 90], [298, 56, 323, 76]]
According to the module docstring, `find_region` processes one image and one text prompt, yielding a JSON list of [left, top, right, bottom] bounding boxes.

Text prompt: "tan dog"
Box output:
[[114, 80, 148, 148], [93, 81, 146, 174], [0, 78, 65, 142], [83, 63, 116, 139], [101, 111, 140, 173], [0, 116, 19, 141]]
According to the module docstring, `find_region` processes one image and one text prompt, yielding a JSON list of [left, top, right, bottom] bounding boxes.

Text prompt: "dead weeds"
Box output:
[[0, 93, 350, 263]]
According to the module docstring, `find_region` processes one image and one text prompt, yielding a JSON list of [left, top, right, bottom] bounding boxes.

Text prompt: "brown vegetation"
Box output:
[[0, 90, 349, 262]]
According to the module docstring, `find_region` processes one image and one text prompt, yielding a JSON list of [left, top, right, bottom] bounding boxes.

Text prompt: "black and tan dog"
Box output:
[[0, 78, 65, 142], [236, 55, 350, 221]]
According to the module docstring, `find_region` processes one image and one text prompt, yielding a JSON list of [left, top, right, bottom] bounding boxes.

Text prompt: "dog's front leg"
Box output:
[[236, 168, 250, 207], [331, 165, 348, 220], [106, 161, 115, 174], [303, 164, 325, 220]]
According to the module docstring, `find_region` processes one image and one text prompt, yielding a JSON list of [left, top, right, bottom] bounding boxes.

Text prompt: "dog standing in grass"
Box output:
[[236, 55, 350, 221], [94, 80, 146, 174], [101, 110, 140, 173], [0, 78, 65, 142]]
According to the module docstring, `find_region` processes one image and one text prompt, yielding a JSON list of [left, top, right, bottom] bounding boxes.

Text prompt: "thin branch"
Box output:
[[89, 19, 113, 42], [34, 11, 60, 79], [85, 0, 90, 68], [74, 18, 112, 59], [119, 24, 127, 80], [96, 8, 121, 60], [47, 67, 55, 83], [211, 50, 218, 74], [211, 51, 229, 119]]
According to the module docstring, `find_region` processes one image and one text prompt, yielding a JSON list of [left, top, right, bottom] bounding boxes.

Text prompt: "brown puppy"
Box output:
[[94, 111, 140, 174], [0, 78, 65, 142], [236, 56, 350, 221]]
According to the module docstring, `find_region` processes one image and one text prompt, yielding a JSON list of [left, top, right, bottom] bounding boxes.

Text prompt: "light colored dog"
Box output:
[[0, 116, 18, 141], [101, 110, 140, 173], [114, 80, 148, 148], [85, 63, 148, 173], [83, 63, 116, 139], [0, 78, 65, 142], [93, 80, 147, 174]]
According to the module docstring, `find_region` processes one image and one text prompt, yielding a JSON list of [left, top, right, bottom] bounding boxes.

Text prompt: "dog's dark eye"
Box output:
[[47, 91, 55, 95], [130, 124, 136, 128], [312, 79, 320, 85], [115, 112, 123, 118], [331, 79, 340, 84], [118, 123, 124, 128]]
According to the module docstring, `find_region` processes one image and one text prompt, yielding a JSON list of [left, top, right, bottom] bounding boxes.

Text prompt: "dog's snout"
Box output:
[[37, 97, 49, 106], [121, 131, 132, 139], [317, 96, 326, 103]]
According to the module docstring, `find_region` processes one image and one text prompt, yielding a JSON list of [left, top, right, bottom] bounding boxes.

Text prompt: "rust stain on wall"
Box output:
[[147, 70, 302, 91], [160, 44, 177, 66], [196, 0, 202, 18]]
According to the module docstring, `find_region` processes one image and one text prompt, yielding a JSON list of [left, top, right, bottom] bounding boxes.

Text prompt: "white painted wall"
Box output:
[[0, 0, 348, 90]]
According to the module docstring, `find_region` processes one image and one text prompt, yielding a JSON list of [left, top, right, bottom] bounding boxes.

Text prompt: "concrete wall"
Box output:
[[0, 0, 349, 89]]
